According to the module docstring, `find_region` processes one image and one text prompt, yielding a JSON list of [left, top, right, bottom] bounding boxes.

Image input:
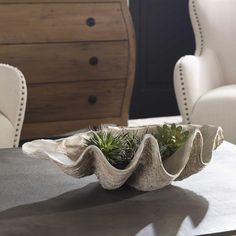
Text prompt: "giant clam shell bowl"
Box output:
[[22, 125, 223, 191]]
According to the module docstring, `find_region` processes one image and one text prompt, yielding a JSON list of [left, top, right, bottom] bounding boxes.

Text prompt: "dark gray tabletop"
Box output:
[[0, 142, 236, 236]]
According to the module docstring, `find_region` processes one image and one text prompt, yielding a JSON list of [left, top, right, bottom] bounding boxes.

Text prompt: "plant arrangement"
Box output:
[[23, 124, 223, 191], [84, 124, 189, 169]]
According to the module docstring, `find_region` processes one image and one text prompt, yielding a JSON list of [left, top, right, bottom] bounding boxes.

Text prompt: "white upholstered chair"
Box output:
[[174, 0, 236, 143], [0, 64, 27, 148]]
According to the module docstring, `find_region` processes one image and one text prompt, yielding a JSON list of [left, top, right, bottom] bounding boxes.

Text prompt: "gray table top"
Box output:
[[0, 141, 236, 236]]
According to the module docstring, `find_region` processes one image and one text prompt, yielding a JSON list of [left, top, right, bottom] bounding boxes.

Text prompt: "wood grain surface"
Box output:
[[21, 117, 126, 139], [119, 0, 136, 124], [0, 42, 128, 83], [25, 80, 126, 123], [0, 0, 120, 2], [0, 3, 127, 43]]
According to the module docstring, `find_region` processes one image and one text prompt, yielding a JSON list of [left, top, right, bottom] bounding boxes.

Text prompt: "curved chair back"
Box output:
[[0, 64, 27, 148], [190, 0, 236, 84]]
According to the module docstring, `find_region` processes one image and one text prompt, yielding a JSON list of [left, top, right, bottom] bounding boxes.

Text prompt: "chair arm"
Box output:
[[174, 50, 224, 123], [0, 64, 27, 146]]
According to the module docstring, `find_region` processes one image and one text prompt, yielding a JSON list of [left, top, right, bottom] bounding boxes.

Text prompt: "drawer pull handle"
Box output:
[[86, 17, 96, 27], [88, 96, 97, 104], [89, 57, 98, 66]]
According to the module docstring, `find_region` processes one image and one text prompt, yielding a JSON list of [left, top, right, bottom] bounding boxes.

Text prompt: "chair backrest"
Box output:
[[0, 64, 27, 147], [190, 0, 236, 84]]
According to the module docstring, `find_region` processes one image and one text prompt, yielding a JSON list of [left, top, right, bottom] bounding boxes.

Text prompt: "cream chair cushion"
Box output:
[[0, 113, 15, 148], [191, 85, 236, 143]]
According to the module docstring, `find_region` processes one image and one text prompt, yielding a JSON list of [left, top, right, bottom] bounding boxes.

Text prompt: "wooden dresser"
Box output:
[[0, 0, 135, 139]]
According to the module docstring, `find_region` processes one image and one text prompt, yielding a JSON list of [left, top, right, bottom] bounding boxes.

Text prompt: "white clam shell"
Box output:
[[22, 125, 223, 191]]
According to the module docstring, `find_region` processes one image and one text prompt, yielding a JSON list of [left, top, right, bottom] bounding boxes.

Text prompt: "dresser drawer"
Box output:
[[0, 0, 120, 2], [0, 42, 128, 83], [0, 3, 127, 44], [25, 80, 126, 123]]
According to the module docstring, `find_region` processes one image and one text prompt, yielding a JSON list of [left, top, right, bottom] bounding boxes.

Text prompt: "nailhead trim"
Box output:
[[15, 69, 26, 148], [192, 0, 204, 55], [0, 63, 26, 148], [178, 62, 191, 124], [178, 0, 203, 124]]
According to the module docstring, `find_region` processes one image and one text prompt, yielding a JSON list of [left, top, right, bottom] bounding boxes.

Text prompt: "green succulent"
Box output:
[[155, 124, 189, 161], [84, 130, 143, 169], [84, 130, 126, 168]]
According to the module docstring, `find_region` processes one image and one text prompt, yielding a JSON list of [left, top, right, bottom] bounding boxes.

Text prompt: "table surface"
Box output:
[[0, 141, 236, 236]]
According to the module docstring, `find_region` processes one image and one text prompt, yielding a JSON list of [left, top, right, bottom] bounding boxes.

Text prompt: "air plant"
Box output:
[[121, 132, 143, 167]]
